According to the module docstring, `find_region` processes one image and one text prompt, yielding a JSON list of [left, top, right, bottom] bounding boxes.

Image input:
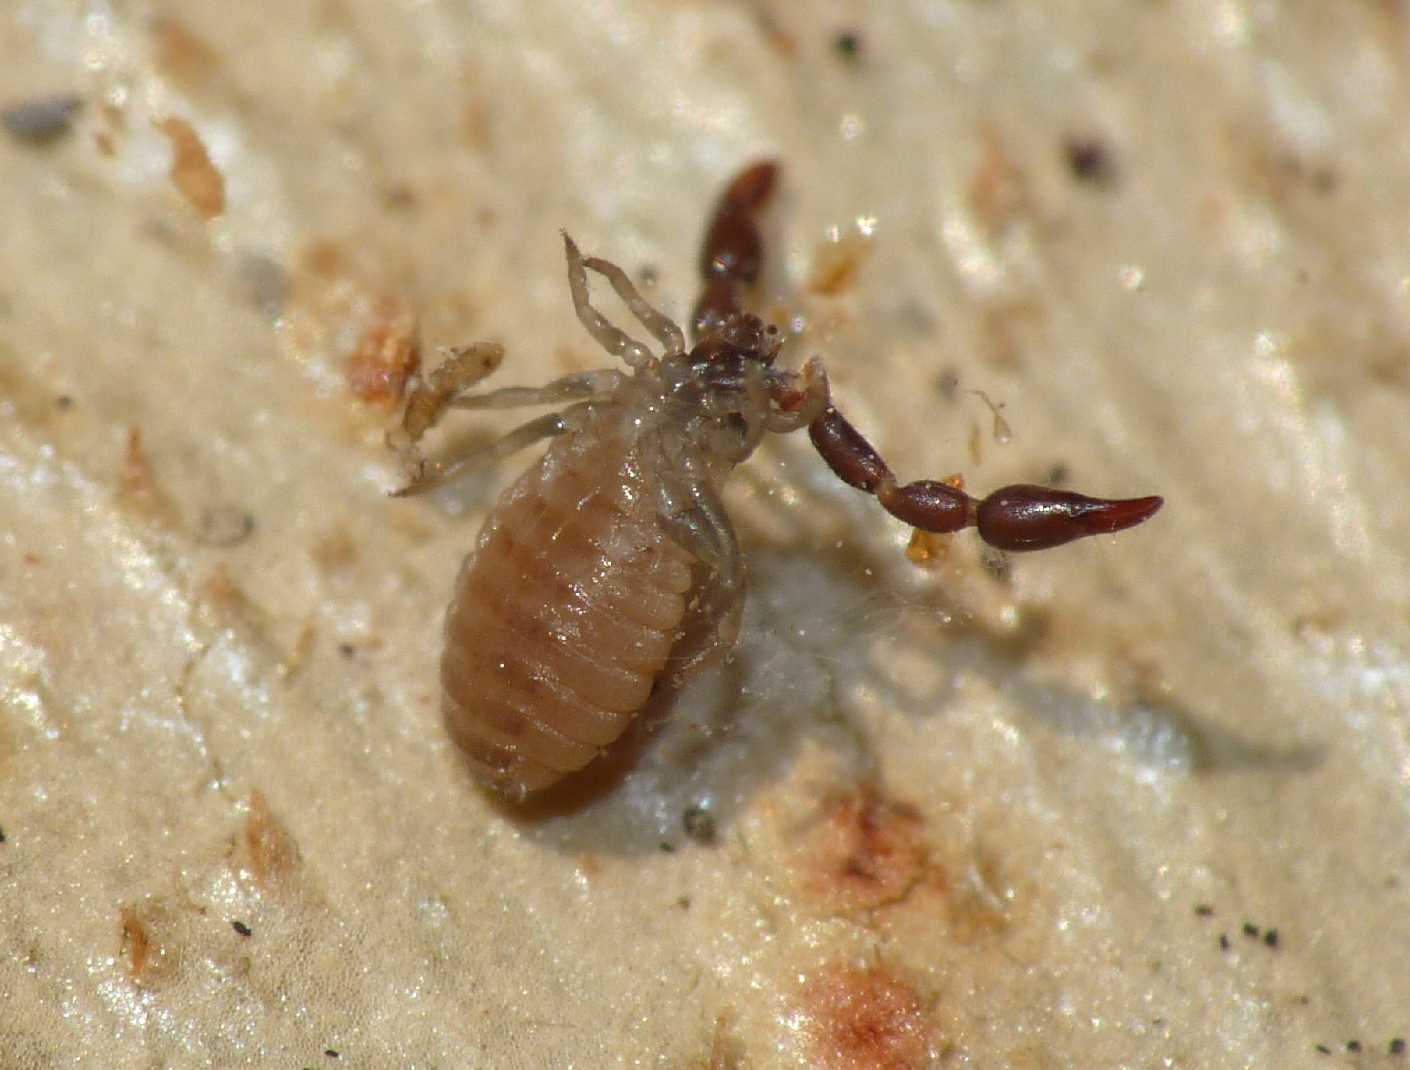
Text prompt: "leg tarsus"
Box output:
[[387, 342, 504, 481], [563, 233, 655, 369], [580, 254, 685, 358]]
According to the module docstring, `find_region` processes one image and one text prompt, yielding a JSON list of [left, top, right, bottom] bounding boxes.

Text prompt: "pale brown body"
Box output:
[[391, 162, 1161, 799], [441, 416, 694, 792]]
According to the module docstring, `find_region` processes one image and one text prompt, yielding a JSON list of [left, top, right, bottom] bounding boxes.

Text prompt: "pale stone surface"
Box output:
[[2, 2, 1408, 1067]]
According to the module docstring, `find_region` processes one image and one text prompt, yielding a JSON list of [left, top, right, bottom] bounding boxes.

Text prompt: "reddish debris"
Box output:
[[158, 116, 225, 219], [803, 785, 927, 913], [345, 298, 421, 406], [235, 791, 301, 888], [803, 964, 934, 1070]]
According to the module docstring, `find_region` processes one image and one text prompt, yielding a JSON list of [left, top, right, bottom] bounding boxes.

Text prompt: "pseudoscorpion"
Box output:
[[390, 162, 1162, 798]]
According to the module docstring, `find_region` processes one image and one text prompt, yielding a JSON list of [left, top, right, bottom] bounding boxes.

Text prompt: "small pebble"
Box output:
[[2, 94, 83, 143], [1064, 135, 1116, 186], [682, 804, 717, 845]]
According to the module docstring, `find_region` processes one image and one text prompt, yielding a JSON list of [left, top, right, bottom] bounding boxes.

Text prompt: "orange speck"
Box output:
[[120, 907, 151, 978], [118, 427, 179, 528], [461, 98, 492, 151], [345, 298, 421, 406], [968, 124, 1027, 234], [904, 529, 948, 567], [302, 240, 345, 280], [807, 234, 872, 296], [158, 117, 225, 219], [151, 15, 218, 85], [577, 854, 602, 881], [236, 791, 301, 888], [311, 528, 360, 574]]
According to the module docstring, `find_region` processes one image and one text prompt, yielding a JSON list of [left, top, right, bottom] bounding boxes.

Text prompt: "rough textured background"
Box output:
[[3, 2, 1409, 1067]]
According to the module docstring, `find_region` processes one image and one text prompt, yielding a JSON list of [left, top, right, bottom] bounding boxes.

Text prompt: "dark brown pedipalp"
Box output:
[[975, 485, 1164, 551], [692, 160, 780, 342], [808, 404, 891, 491], [806, 390, 1161, 552]]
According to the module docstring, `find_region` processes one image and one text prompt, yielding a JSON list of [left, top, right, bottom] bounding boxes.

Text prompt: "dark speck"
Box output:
[[1242, 922, 1260, 939], [233, 252, 288, 318], [1263, 928, 1278, 948], [1194, 903, 1214, 917], [196, 505, 255, 547], [682, 804, 717, 845], [1064, 136, 1117, 187], [1390, 1038, 1405, 1055], [324, 1051, 340, 1059], [2, 94, 83, 144], [1309, 167, 1337, 195], [56, 395, 74, 410], [337, 643, 356, 659], [1347, 1040, 1362, 1053], [382, 184, 417, 212], [1315, 1045, 1331, 1055], [231, 920, 252, 937], [658, 841, 675, 854], [0, 825, 6, 844], [1045, 462, 1069, 486], [1218, 933, 1230, 951], [834, 31, 862, 61]]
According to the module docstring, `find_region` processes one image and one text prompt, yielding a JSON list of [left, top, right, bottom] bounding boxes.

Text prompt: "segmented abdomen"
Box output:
[[441, 429, 695, 796]]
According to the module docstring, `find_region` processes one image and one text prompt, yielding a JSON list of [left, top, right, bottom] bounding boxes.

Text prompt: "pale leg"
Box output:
[[582, 254, 686, 358], [562, 234, 656, 369], [391, 411, 570, 497]]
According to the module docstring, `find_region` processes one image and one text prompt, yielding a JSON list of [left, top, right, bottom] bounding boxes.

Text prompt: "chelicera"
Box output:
[[390, 161, 1162, 799]]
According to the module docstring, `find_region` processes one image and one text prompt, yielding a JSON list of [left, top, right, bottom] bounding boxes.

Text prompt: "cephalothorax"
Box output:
[[391, 162, 1162, 799]]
